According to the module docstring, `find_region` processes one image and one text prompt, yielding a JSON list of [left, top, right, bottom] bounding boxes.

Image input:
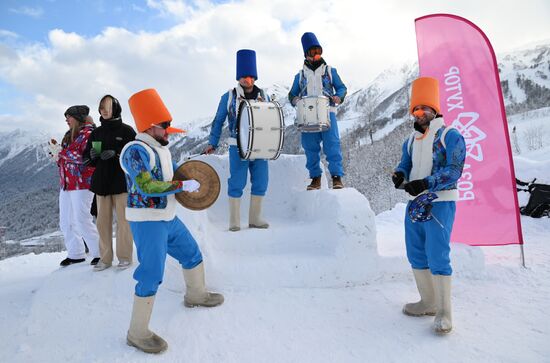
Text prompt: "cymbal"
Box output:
[[173, 160, 220, 211]]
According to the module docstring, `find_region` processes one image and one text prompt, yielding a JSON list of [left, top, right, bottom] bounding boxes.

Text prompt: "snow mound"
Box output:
[[164, 154, 379, 290]]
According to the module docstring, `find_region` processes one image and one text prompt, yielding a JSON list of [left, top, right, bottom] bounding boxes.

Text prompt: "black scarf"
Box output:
[[304, 57, 326, 72], [243, 85, 261, 100]]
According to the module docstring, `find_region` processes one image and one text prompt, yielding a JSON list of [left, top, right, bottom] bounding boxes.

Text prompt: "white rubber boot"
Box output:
[[248, 195, 269, 229], [433, 274, 453, 334], [127, 295, 168, 354], [183, 262, 224, 308], [229, 197, 240, 232], [403, 269, 437, 316]]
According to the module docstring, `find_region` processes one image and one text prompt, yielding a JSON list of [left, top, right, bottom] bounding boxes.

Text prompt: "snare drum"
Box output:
[[295, 96, 330, 132], [237, 100, 285, 160]]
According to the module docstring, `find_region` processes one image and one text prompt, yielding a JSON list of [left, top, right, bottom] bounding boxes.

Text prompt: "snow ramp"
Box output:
[[166, 154, 380, 290]]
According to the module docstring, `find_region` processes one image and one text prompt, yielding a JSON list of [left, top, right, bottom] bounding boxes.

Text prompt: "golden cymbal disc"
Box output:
[[173, 160, 220, 211]]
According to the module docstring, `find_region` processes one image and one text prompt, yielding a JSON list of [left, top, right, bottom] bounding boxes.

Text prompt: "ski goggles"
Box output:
[[307, 47, 322, 57]]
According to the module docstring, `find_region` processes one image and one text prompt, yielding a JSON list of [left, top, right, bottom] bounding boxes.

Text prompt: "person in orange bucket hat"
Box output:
[[392, 77, 466, 335], [119, 89, 224, 354]]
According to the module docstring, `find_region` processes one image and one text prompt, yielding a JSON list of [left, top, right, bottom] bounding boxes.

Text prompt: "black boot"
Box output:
[[60, 258, 86, 267], [307, 176, 321, 190], [332, 176, 344, 189], [90, 257, 100, 266]]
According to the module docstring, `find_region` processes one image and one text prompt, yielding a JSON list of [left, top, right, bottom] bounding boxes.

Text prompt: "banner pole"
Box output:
[[520, 244, 526, 268]]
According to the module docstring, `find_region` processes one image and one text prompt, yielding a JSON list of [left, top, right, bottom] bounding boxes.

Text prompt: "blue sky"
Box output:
[[1, 0, 182, 42], [1, 0, 549, 134], [0, 0, 179, 117]]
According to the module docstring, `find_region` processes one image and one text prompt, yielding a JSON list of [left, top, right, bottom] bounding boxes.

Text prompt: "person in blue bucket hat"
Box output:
[[204, 49, 271, 232], [392, 77, 466, 335], [288, 32, 347, 190]]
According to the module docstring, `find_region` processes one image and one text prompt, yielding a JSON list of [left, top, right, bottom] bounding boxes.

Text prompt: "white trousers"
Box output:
[[59, 189, 100, 259]]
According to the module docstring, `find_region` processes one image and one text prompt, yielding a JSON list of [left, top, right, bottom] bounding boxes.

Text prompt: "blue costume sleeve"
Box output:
[[425, 129, 466, 191], [121, 144, 184, 197], [395, 138, 412, 180], [208, 92, 230, 148], [288, 73, 301, 103], [330, 67, 347, 102]]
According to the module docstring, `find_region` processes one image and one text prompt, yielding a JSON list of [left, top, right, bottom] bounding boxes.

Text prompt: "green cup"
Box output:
[[92, 141, 102, 154]]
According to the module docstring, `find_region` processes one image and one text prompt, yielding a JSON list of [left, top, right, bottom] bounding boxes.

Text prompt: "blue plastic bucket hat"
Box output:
[[301, 32, 322, 56], [236, 49, 257, 80]]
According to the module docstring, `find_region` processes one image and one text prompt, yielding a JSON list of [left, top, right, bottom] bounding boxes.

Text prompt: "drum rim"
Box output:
[[237, 99, 254, 160], [274, 101, 284, 160], [299, 95, 330, 100]]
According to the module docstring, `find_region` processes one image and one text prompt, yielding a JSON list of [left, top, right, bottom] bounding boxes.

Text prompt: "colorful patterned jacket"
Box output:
[[120, 133, 185, 222], [57, 123, 95, 190], [395, 117, 466, 202]]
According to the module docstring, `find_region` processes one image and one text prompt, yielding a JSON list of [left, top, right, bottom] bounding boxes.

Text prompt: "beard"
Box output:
[[413, 120, 427, 133], [153, 134, 169, 146], [413, 113, 436, 133]]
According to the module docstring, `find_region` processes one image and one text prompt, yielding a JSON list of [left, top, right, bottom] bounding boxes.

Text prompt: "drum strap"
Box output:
[[227, 88, 237, 120], [298, 65, 333, 97], [228, 86, 267, 120]]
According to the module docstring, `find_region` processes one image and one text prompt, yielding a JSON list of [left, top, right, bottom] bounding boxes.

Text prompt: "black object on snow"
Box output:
[[517, 178, 550, 218]]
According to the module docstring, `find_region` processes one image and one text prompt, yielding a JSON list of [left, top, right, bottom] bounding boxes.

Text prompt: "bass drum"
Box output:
[[172, 160, 220, 211], [237, 100, 284, 160]]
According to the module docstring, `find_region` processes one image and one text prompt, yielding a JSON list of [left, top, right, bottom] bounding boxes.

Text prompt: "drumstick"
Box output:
[[184, 152, 206, 161]]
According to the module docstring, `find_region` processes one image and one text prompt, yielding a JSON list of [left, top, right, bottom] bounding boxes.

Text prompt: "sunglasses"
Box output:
[[152, 122, 171, 130]]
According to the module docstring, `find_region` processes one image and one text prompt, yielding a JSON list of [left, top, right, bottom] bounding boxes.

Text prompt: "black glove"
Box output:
[[89, 147, 99, 160], [404, 179, 429, 196], [100, 149, 116, 160], [392, 171, 405, 189]]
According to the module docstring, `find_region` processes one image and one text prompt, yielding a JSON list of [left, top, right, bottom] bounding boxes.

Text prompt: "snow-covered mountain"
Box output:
[[1, 42, 549, 246], [499, 43, 550, 113], [0, 129, 60, 244], [337, 42, 550, 215]]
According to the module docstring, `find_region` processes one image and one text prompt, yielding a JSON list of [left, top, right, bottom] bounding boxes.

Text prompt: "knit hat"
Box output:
[[64, 105, 90, 123], [301, 32, 322, 56], [410, 77, 440, 114], [128, 89, 184, 134], [236, 49, 258, 80]]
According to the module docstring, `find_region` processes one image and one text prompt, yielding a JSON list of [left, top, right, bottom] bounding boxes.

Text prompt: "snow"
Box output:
[[0, 129, 50, 168], [499, 43, 550, 92], [1, 152, 549, 362]]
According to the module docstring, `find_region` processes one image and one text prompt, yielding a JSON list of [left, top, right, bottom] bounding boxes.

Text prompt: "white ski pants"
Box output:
[[59, 189, 99, 259]]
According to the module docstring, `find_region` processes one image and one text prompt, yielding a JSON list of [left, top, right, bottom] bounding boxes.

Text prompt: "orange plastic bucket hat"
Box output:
[[128, 89, 185, 134], [410, 77, 440, 115]]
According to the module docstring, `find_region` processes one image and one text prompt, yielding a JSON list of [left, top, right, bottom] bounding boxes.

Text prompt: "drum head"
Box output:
[[237, 101, 251, 158], [173, 160, 220, 211]]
